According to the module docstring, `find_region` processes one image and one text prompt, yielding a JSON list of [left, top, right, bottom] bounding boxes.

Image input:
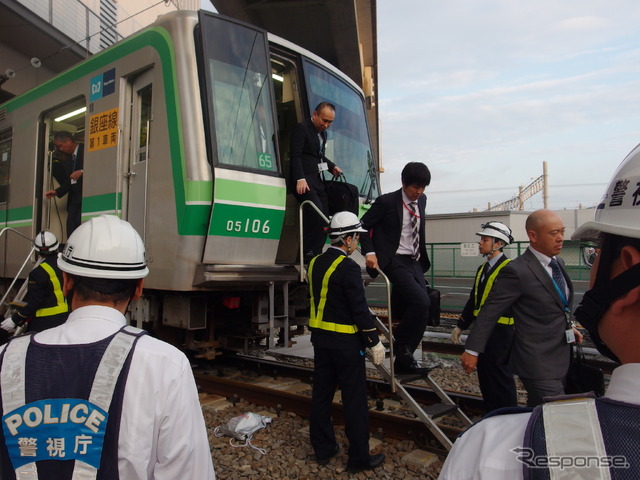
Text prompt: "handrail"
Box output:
[[0, 227, 33, 243], [372, 266, 397, 393], [0, 228, 37, 312], [297, 200, 330, 282]]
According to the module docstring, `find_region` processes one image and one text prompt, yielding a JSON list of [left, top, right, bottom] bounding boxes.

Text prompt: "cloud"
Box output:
[[377, 0, 640, 213]]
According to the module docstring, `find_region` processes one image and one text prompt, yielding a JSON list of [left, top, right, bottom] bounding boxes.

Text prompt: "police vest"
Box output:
[[307, 254, 358, 334], [472, 259, 514, 325], [523, 395, 640, 479], [0, 326, 146, 479]]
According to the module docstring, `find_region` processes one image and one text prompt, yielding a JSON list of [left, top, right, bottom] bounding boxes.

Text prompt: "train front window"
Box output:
[[303, 60, 379, 201], [199, 15, 278, 173]]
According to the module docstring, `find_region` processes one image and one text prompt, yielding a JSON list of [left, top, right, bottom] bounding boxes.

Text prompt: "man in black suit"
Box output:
[[359, 162, 433, 374], [290, 102, 342, 259], [46, 131, 84, 237], [461, 209, 583, 406]]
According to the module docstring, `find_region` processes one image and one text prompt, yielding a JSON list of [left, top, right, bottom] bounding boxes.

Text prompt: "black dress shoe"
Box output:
[[316, 443, 339, 465], [346, 453, 385, 473], [394, 357, 433, 375]]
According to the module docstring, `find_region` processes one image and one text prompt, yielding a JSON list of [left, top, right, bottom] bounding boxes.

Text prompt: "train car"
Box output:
[[0, 10, 380, 357]]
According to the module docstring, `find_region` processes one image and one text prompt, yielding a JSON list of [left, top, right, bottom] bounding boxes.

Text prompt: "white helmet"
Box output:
[[476, 221, 513, 245], [34, 231, 59, 254], [572, 142, 640, 242], [58, 215, 149, 279], [328, 211, 366, 243]]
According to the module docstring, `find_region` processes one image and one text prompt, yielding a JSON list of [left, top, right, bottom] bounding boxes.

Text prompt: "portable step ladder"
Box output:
[[295, 206, 472, 450], [369, 271, 473, 451], [0, 247, 40, 337]]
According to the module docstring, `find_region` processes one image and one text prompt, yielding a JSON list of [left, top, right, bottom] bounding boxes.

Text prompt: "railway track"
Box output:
[[195, 308, 617, 456], [197, 350, 491, 455]]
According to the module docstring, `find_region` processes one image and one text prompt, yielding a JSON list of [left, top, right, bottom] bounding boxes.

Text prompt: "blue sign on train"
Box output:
[[90, 68, 116, 102]]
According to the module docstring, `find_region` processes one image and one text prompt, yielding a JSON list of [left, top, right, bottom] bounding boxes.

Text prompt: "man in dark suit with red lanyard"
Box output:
[[290, 102, 342, 260], [359, 162, 433, 374]]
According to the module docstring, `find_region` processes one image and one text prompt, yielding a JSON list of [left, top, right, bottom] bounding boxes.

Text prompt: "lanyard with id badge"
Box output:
[[549, 272, 574, 343], [317, 132, 328, 174]]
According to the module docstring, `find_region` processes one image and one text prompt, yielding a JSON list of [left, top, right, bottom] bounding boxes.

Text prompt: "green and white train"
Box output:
[[0, 10, 380, 356]]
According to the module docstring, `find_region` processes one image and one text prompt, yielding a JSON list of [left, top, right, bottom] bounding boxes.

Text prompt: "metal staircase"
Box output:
[[368, 270, 473, 452], [295, 204, 472, 451]]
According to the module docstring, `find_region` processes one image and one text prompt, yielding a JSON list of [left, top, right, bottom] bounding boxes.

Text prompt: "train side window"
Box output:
[[136, 84, 152, 163], [0, 130, 11, 204]]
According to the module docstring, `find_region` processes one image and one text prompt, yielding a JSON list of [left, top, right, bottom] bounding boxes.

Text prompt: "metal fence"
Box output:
[[425, 240, 591, 284]]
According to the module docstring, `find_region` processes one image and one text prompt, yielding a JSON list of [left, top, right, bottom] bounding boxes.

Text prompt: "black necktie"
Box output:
[[480, 262, 491, 282], [409, 202, 420, 261], [549, 258, 566, 295]]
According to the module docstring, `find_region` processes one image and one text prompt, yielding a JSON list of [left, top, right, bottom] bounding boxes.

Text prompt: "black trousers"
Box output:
[[66, 193, 82, 237], [477, 323, 517, 412], [386, 255, 430, 353], [310, 346, 370, 464], [294, 182, 329, 257]]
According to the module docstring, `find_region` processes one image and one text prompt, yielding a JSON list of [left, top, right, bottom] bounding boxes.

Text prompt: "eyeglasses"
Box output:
[[580, 242, 599, 268]]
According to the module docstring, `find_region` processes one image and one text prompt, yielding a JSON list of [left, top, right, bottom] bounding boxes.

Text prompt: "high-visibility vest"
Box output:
[[34, 262, 68, 317], [307, 255, 358, 334], [472, 259, 515, 325]]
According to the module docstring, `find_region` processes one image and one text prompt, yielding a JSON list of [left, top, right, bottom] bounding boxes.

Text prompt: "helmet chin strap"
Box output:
[[574, 262, 640, 364], [482, 239, 503, 257]]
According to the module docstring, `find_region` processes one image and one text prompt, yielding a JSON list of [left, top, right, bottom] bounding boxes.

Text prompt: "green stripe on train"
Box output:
[[208, 203, 284, 240], [215, 178, 285, 207], [2, 27, 206, 235], [0, 205, 33, 228], [81, 193, 122, 213]]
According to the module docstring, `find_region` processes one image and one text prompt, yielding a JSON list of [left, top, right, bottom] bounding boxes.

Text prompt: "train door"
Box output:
[[271, 53, 305, 264], [124, 70, 153, 242], [41, 99, 86, 243]]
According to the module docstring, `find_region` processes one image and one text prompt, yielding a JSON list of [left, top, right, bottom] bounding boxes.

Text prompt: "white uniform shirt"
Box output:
[[439, 363, 640, 479], [1, 306, 215, 480]]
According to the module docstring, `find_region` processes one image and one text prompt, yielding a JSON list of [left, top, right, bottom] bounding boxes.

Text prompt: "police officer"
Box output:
[[451, 222, 517, 412], [0, 215, 215, 479], [1, 231, 68, 334], [440, 145, 640, 479], [308, 211, 385, 474]]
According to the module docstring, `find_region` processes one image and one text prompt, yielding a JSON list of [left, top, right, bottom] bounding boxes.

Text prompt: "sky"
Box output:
[[376, 0, 640, 214], [199, 1, 640, 214]]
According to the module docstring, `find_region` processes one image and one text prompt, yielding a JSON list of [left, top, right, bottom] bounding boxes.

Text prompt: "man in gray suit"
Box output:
[[460, 209, 583, 406]]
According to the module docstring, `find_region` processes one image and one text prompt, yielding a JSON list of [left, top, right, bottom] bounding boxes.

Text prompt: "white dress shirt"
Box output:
[[2, 306, 215, 480], [396, 190, 419, 256], [439, 363, 640, 479]]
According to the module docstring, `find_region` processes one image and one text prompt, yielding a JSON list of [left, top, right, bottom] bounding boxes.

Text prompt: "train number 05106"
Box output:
[[226, 219, 271, 234]]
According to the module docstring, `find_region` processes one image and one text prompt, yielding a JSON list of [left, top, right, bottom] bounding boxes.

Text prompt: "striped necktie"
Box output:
[[549, 258, 566, 295], [409, 202, 420, 261]]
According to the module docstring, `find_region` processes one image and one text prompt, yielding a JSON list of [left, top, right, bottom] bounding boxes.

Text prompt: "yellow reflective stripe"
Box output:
[[472, 259, 515, 324], [35, 262, 69, 317], [308, 255, 358, 334], [497, 317, 514, 325]]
